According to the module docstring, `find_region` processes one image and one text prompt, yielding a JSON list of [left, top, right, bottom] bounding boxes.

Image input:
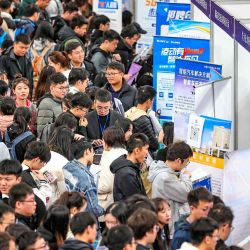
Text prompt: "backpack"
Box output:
[[0, 31, 7, 48], [54, 36, 82, 52], [14, 20, 36, 38], [5, 131, 33, 160]]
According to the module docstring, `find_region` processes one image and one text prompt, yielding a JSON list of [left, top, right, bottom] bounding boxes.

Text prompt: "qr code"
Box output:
[[190, 126, 200, 142]]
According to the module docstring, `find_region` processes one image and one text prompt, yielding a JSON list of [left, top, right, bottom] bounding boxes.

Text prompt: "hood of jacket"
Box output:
[[90, 29, 103, 43], [91, 46, 111, 58], [36, 92, 62, 107], [125, 107, 147, 121], [110, 155, 139, 174], [117, 38, 133, 52], [60, 239, 92, 250], [174, 217, 191, 233], [58, 25, 76, 41]]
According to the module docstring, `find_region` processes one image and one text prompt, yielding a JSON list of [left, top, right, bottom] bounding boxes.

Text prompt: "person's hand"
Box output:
[[124, 74, 132, 81], [32, 170, 46, 181], [113, 54, 121, 61], [74, 134, 84, 140], [92, 139, 103, 146], [183, 170, 192, 178], [79, 117, 88, 127]]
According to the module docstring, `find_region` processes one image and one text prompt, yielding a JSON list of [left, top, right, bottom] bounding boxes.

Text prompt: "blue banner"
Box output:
[[156, 2, 191, 36], [153, 36, 210, 120]]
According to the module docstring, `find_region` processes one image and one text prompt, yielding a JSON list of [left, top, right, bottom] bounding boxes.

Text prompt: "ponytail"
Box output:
[[13, 107, 32, 134]]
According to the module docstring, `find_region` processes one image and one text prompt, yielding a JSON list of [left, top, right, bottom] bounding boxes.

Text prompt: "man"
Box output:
[[85, 88, 122, 143], [35, 0, 50, 22], [148, 141, 193, 235], [0, 159, 46, 230], [208, 204, 234, 250], [37, 72, 68, 137], [67, 92, 92, 137], [68, 68, 90, 94], [21, 141, 52, 205], [125, 86, 158, 153], [0, 202, 15, 232], [127, 208, 158, 250], [91, 29, 120, 74], [63, 139, 104, 218], [115, 24, 140, 72], [179, 217, 219, 250], [66, 42, 96, 82], [57, 15, 88, 51], [104, 61, 137, 113], [9, 183, 37, 230], [172, 187, 214, 250], [60, 212, 97, 250], [0, 34, 33, 89], [110, 133, 148, 201]]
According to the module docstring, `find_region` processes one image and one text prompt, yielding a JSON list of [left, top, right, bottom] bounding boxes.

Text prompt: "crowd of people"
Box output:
[[0, 0, 243, 250]]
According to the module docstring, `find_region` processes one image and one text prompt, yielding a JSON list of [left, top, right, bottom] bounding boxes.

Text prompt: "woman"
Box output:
[[98, 126, 127, 213], [114, 117, 133, 142], [48, 51, 71, 79], [5, 107, 36, 162], [12, 77, 37, 134], [38, 204, 70, 250], [42, 125, 74, 204]]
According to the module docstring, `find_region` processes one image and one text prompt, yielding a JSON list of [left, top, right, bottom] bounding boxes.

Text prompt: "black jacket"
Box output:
[[115, 39, 134, 72], [103, 81, 137, 112], [84, 60, 96, 83], [67, 110, 87, 137], [38, 225, 58, 250], [58, 25, 83, 44], [60, 239, 94, 250], [85, 110, 122, 140], [0, 47, 33, 89], [110, 155, 146, 201]]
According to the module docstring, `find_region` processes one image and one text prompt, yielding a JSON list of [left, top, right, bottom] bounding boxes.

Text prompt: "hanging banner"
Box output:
[[156, 2, 191, 36], [191, 0, 211, 17], [235, 20, 250, 54], [93, 0, 122, 33], [168, 20, 210, 39], [174, 59, 222, 139], [153, 36, 210, 121], [187, 115, 232, 196]]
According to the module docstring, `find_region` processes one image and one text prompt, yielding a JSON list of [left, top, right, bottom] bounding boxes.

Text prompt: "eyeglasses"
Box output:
[[105, 72, 121, 77], [20, 199, 36, 204], [56, 86, 69, 91]]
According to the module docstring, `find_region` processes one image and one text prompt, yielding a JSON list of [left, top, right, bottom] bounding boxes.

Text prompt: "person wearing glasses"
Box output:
[[37, 72, 68, 137], [148, 141, 193, 237], [208, 204, 234, 250]]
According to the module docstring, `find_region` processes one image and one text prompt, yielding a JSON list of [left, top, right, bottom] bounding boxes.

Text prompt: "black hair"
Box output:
[[126, 133, 149, 154], [24, 141, 51, 163], [70, 92, 92, 109], [103, 126, 125, 149], [23, 4, 40, 17], [166, 141, 193, 161], [0, 97, 16, 115], [0, 159, 22, 177], [70, 212, 96, 235], [121, 24, 139, 39], [208, 203, 234, 226], [122, 10, 133, 27], [63, 2, 78, 13], [65, 42, 83, 55], [49, 72, 67, 86], [107, 61, 125, 74], [5, 223, 30, 242], [0, 202, 14, 221], [85, 86, 99, 103], [0, 0, 11, 10], [55, 191, 87, 211], [71, 139, 93, 160], [68, 68, 89, 86], [42, 204, 69, 249], [213, 195, 225, 206], [162, 122, 174, 146], [62, 92, 74, 110], [1, 39, 13, 52], [107, 225, 134, 250], [95, 88, 112, 103], [102, 29, 120, 42], [14, 34, 31, 45], [0, 232, 14, 250], [191, 217, 218, 245], [74, 0, 87, 8], [48, 125, 74, 160], [127, 208, 158, 240], [188, 187, 214, 207], [70, 15, 88, 30], [105, 202, 127, 225], [54, 112, 77, 131], [93, 14, 110, 29], [137, 85, 156, 104], [16, 231, 41, 250], [9, 183, 34, 208], [33, 21, 54, 41], [114, 117, 133, 134]]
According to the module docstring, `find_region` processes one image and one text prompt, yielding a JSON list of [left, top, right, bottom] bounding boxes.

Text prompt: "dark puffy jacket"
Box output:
[[90, 29, 103, 45], [60, 239, 93, 250], [171, 218, 191, 250], [103, 81, 137, 112], [110, 155, 146, 201], [84, 60, 96, 83]]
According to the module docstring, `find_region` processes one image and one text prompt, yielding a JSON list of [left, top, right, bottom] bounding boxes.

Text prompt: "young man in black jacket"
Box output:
[[110, 133, 149, 201]]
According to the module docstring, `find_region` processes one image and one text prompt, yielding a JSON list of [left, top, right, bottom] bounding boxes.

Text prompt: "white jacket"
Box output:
[[98, 147, 127, 210], [42, 151, 68, 206], [178, 242, 199, 250]]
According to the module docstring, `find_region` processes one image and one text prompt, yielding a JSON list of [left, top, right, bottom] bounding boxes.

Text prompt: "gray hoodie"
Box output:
[[148, 160, 192, 236]]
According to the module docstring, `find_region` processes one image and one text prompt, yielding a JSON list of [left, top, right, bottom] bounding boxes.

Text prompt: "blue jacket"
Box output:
[[63, 159, 104, 217], [171, 217, 191, 250]]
